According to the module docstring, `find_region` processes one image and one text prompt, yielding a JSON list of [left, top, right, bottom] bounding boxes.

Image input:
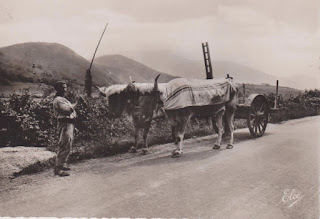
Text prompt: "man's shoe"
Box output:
[[54, 170, 70, 177], [62, 166, 71, 171]]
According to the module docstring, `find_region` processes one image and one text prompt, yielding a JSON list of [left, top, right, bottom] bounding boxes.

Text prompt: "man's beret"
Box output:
[[54, 81, 66, 91]]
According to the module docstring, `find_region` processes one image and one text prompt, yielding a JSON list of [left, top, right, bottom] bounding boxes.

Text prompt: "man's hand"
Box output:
[[70, 99, 79, 109], [72, 95, 86, 108], [77, 95, 88, 106]]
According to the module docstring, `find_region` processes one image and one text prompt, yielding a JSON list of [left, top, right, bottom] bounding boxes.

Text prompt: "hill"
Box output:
[[0, 42, 117, 88], [0, 43, 176, 95], [95, 55, 176, 83], [240, 83, 301, 98], [0, 43, 301, 97]]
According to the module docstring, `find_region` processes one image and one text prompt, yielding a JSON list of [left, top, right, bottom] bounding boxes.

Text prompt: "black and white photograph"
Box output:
[[0, 0, 319, 218]]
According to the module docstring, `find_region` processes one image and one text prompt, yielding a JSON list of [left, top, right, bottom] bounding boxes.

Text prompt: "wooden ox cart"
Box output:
[[202, 42, 279, 138], [231, 78, 279, 138]]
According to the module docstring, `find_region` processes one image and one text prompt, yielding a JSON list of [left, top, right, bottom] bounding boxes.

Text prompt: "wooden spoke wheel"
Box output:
[[247, 95, 269, 138]]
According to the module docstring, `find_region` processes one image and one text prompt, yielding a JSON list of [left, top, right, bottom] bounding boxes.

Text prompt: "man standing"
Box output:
[[53, 81, 79, 177]]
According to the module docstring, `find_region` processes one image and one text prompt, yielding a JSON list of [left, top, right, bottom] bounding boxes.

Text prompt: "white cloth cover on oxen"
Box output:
[[159, 78, 236, 110]]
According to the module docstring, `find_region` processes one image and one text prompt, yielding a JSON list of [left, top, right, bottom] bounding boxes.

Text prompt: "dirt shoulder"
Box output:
[[0, 146, 55, 179]]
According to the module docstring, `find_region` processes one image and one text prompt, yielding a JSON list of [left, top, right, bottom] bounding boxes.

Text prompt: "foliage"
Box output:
[[266, 89, 320, 123], [0, 89, 55, 146], [0, 88, 319, 162]]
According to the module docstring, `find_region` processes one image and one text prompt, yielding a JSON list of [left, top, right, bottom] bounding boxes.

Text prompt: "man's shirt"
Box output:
[[53, 96, 77, 119]]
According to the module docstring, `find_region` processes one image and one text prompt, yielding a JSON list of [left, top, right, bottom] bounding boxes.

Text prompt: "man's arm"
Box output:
[[70, 99, 79, 110], [56, 98, 77, 114]]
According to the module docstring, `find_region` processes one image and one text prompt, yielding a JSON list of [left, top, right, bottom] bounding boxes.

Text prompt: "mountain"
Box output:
[[95, 55, 176, 83], [0, 42, 117, 88], [123, 51, 280, 86], [131, 50, 319, 90], [0, 43, 176, 94], [0, 42, 302, 97]]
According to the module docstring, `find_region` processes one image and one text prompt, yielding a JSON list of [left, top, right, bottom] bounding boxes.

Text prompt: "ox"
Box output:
[[97, 75, 162, 154], [153, 77, 239, 158]]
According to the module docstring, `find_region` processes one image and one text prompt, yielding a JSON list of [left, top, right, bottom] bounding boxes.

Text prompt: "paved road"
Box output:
[[0, 116, 319, 218]]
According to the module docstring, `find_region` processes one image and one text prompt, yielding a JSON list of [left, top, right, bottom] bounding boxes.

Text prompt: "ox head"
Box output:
[[96, 74, 163, 119], [124, 74, 163, 118], [140, 74, 164, 118], [96, 85, 130, 118]]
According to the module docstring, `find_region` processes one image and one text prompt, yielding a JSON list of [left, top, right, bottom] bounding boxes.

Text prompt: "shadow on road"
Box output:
[[81, 130, 274, 179], [134, 149, 223, 167], [133, 131, 272, 168]]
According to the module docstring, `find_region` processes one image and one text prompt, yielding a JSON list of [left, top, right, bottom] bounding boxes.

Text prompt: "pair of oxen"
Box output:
[[97, 75, 238, 158]]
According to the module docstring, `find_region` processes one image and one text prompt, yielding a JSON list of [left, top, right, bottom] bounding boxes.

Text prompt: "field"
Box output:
[[240, 83, 301, 97]]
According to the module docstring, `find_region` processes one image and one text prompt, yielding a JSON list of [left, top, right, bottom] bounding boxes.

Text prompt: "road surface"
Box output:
[[0, 116, 319, 218]]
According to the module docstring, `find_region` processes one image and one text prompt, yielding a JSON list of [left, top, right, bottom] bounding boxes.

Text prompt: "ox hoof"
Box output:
[[172, 149, 182, 158], [226, 144, 233, 149], [129, 147, 138, 153], [142, 149, 150, 155], [213, 144, 220, 149]]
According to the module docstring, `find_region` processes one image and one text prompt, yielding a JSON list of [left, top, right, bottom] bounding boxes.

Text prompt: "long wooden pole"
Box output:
[[89, 23, 108, 71]]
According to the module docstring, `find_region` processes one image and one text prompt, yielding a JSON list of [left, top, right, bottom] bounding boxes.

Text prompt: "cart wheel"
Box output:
[[247, 95, 269, 138]]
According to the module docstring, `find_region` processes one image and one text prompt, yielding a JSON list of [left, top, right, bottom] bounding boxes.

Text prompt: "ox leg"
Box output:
[[223, 114, 230, 137], [213, 110, 225, 149], [172, 132, 185, 158], [171, 126, 178, 144], [129, 118, 140, 153], [213, 116, 228, 138], [172, 115, 190, 158], [142, 121, 152, 155], [225, 109, 235, 149], [211, 117, 219, 134]]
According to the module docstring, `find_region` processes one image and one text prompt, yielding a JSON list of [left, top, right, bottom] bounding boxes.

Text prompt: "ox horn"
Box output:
[[154, 74, 161, 90]]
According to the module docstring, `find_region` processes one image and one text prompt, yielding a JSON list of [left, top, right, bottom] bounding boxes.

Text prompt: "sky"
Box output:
[[0, 0, 319, 89]]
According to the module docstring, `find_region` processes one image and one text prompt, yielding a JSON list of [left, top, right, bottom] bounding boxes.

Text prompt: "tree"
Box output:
[[84, 69, 92, 97]]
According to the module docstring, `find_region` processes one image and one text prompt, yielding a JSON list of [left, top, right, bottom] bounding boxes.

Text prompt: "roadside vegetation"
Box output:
[[0, 88, 319, 163]]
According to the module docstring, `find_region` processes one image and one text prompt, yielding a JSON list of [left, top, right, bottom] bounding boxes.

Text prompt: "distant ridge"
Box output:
[[0, 42, 176, 90], [123, 51, 278, 85], [95, 54, 176, 83], [0, 42, 118, 87]]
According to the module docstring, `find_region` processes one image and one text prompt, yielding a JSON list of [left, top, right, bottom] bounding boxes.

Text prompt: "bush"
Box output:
[[1, 88, 319, 161], [0, 89, 53, 146], [266, 89, 320, 123]]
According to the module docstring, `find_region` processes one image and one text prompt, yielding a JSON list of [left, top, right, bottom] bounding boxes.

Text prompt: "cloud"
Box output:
[[95, 0, 220, 22], [222, 0, 319, 33], [0, 0, 318, 89]]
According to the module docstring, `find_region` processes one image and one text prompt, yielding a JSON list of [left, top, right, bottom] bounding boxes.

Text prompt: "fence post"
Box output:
[[242, 83, 246, 103], [275, 80, 279, 109]]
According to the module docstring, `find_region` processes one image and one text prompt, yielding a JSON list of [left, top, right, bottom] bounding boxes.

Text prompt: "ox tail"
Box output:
[[228, 81, 239, 100], [227, 82, 239, 110]]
